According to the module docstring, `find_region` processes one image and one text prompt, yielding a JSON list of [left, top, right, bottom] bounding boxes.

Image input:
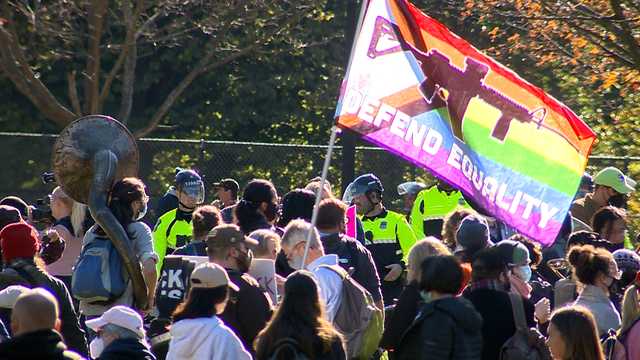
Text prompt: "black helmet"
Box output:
[[175, 169, 205, 204], [342, 173, 383, 204]]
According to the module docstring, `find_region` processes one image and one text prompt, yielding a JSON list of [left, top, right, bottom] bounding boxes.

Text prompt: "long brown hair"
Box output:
[[550, 306, 604, 360], [254, 271, 342, 359]]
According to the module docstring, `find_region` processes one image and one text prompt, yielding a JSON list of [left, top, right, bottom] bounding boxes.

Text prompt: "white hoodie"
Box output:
[[167, 316, 252, 360]]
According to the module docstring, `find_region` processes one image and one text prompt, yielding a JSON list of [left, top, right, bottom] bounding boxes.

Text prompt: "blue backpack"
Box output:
[[72, 232, 128, 304]]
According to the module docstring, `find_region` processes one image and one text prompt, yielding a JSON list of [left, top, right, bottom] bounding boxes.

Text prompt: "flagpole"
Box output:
[[301, 0, 370, 268], [344, 0, 371, 85], [302, 126, 338, 268]]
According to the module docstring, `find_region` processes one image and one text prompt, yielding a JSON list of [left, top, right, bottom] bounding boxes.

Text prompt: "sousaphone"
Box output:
[[52, 115, 148, 309]]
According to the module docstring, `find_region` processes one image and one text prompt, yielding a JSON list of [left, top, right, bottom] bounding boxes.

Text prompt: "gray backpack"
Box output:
[[500, 293, 552, 360], [319, 264, 383, 360]]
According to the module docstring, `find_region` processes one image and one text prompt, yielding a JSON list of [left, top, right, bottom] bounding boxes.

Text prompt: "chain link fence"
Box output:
[[1, 132, 638, 237]]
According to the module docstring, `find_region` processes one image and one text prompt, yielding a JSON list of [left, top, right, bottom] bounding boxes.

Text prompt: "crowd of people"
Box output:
[[0, 164, 638, 360]]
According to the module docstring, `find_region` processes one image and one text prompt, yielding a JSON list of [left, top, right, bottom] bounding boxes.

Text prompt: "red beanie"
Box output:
[[0, 222, 40, 263]]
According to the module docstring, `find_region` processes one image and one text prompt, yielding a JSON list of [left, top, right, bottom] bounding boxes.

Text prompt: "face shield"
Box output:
[[342, 182, 356, 205], [342, 181, 370, 205], [179, 181, 205, 205], [397, 181, 426, 196]]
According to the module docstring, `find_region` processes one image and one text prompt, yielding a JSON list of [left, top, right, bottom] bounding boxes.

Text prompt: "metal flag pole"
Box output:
[[300, 0, 370, 268], [302, 126, 338, 268]]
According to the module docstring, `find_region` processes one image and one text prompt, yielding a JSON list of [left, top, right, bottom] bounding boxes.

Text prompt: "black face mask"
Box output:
[[264, 202, 278, 222], [234, 248, 253, 274], [607, 277, 623, 296], [608, 194, 628, 209]]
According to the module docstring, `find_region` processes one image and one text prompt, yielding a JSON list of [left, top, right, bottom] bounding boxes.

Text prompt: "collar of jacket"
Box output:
[[362, 208, 388, 221], [579, 284, 610, 302], [320, 232, 344, 248], [175, 208, 193, 221]]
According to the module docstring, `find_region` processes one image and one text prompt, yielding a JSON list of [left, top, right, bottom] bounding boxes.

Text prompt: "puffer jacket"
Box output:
[[396, 296, 483, 360]]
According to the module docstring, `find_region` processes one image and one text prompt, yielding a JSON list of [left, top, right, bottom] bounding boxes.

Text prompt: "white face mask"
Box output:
[[135, 202, 148, 221], [89, 337, 105, 358]]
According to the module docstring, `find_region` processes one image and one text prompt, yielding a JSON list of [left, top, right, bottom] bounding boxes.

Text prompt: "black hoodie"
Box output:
[[395, 296, 483, 360], [0, 329, 84, 360]]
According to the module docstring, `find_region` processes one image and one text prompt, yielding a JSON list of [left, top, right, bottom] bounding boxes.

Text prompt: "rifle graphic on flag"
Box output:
[[335, 0, 596, 245]]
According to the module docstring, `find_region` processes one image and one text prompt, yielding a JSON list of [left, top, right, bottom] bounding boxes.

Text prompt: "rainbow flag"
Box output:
[[335, 0, 596, 245]]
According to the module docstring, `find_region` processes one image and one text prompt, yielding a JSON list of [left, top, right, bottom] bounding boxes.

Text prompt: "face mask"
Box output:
[[135, 202, 148, 221], [513, 265, 532, 283], [235, 248, 253, 273], [89, 337, 105, 359], [420, 290, 433, 303], [608, 194, 628, 208], [264, 202, 278, 222]]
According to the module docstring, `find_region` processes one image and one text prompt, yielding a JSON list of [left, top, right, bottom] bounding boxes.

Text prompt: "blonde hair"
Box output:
[[620, 284, 640, 335], [70, 202, 87, 238], [407, 237, 451, 283], [304, 181, 333, 200], [249, 229, 281, 258]]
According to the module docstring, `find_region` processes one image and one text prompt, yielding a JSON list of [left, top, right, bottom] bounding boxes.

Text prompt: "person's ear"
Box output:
[[259, 202, 268, 213], [54, 319, 61, 332]]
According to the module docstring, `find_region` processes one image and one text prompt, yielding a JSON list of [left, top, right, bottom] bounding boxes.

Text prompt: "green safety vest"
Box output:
[[153, 208, 193, 273], [410, 186, 469, 239], [361, 209, 417, 264]]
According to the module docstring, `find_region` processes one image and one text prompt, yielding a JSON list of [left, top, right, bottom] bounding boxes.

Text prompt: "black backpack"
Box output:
[[155, 256, 197, 319], [268, 338, 310, 360]]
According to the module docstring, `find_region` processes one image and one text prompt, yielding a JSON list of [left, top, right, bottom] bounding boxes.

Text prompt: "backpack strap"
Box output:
[[508, 292, 528, 332], [318, 264, 347, 280], [269, 337, 307, 359]]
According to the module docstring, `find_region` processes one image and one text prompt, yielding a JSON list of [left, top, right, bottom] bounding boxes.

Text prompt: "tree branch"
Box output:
[[118, 0, 141, 123], [84, 0, 108, 114], [134, 1, 171, 40], [134, 44, 258, 138], [67, 71, 82, 115], [98, 45, 128, 109], [608, 0, 640, 66], [494, 12, 637, 22], [565, 21, 637, 67], [0, 4, 76, 127]]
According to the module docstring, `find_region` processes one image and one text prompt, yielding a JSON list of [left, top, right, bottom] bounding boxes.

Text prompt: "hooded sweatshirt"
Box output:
[[167, 316, 251, 360]]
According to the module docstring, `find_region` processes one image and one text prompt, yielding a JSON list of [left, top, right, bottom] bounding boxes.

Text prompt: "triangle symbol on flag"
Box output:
[[367, 16, 405, 59]]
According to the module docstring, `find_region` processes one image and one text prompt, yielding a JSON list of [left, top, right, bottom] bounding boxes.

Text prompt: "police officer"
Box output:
[[397, 181, 427, 218], [410, 180, 469, 240], [153, 169, 205, 272], [344, 173, 417, 305]]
